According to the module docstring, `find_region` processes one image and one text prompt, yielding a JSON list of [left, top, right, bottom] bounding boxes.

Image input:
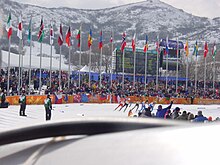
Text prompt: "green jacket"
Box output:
[[44, 98, 52, 110], [19, 95, 26, 104]]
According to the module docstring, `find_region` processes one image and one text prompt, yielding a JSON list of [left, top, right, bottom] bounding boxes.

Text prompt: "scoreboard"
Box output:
[[115, 48, 157, 75]]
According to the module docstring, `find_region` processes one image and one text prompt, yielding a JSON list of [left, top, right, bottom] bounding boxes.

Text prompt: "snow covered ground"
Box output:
[[1, 103, 220, 132], [1, 42, 70, 71]]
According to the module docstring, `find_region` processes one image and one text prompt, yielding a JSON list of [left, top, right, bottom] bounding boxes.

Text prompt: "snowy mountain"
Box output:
[[0, 0, 220, 49]]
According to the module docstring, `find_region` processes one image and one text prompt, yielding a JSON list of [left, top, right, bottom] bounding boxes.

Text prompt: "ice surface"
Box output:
[[0, 103, 220, 131]]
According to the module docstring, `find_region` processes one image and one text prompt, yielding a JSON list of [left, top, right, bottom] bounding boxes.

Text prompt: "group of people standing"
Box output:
[[18, 91, 52, 120]]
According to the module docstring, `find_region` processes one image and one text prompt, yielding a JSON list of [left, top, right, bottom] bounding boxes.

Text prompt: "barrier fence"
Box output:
[[5, 94, 220, 105]]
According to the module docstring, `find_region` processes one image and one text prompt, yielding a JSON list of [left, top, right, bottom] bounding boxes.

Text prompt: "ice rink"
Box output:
[[1, 103, 220, 131]]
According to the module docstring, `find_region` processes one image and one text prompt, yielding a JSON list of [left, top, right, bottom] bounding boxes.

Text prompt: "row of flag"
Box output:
[[5, 13, 217, 58], [5, 13, 148, 53], [186, 40, 217, 59]]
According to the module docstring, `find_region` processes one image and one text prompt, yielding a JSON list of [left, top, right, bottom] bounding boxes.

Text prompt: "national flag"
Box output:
[[212, 42, 217, 59], [65, 26, 71, 47], [185, 40, 189, 57], [17, 15, 22, 40], [99, 30, 103, 49], [50, 22, 54, 45], [204, 41, 208, 58], [54, 92, 63, 104], [132, 33, 136, 52], [38, 17, 44, 43], [144, 35, 148, 53], [88, 29, 92, 48], [193, 40, 198, 56], [121, 32, 126, 52], [110, 32, 113, 43], [58, 24, 63, 46], [76, 28, 81, 48], [27, 17, 32, 43], [164, 36, 169, 56], [6, 12, 12, 39]]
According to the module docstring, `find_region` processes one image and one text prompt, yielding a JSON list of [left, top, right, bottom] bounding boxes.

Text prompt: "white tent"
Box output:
[[80, 65, 94, 73]]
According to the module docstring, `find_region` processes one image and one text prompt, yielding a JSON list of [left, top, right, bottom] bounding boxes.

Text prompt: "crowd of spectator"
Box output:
[[125, 100, 220, 123], [0, 68, 220, 100]]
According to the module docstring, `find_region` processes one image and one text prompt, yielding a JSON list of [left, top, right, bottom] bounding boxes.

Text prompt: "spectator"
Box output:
[[156, 101, 173, 118], [193, 111, 208, 123], [176, 111, 188, 121]]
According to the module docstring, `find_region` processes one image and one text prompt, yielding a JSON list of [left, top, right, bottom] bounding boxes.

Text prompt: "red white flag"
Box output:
[[132, 33, 136, 52], [121, 32, 126, 52], [58, 24, 63, 46], [65, 26, 71, 47], [204, 41, 208, 58], [17, 15, 22, 39], [50, 22, 54, 45]]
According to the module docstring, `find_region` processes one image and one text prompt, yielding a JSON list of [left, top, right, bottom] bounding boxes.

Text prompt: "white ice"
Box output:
[[0, 103, 220, 132]]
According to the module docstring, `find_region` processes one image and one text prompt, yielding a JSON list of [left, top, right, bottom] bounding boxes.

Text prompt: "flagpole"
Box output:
[[21, 40, 23, 90], [79, 25, 82, 88], [7, 37, 11, 96], [176, 37, 179, 93], [122, 49, 125, 90], [50, 39, 52, 89], [195, 56, 198, 93], [156, 35, 159, 91], [18, 39, 21, 94], [110, 30, 114, 88], [133, 44, 136, 88], [99, 46, 102, 87], [89, 46, 91, 87], [166, 51, 168, 89], [204, 54, 207, 93], [186, 55, 189, 90], [213, 57, 216, 92], [49, 21, 53, 89], [165, 36, 168, 89], [59, 46, 62, 90], [29, 20, 32, 95], [144, 49, 148, 90], [39, 42, 42, 94], [68, 46, 71, 89]]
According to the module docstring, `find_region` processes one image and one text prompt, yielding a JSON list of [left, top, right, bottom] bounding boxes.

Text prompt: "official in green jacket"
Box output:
[[19, 91, 27, 116], [44, 94, 52, 120]]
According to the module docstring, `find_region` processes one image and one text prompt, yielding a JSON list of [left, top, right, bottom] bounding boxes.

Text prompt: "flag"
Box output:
[[27, 17, 32, 43], [58, 24, 63, 46], [54, 92, 63, 104], [17, 15, 22, 40], [65, 26, 71, 47], [50, 22, 54, 45], [121, 32, 126, 52], [143, 35, 148, 53], [193, 40, 198, 56], [88, 29, 92, 48], [204, 41, 208, 58], [212, 42, 217, 59], [99, 30, 103, 49], [132, 33, 136, 52], [76, 28, 81, 48], [185, 40, 189, 57], [164, 36, 169, 56], [110, 32, 113, 43], [38, 17, 44, 43], [6, 12, 12, 39]]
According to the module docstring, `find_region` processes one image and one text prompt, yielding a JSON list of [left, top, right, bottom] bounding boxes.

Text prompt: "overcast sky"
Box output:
[[12, 0, 220, 18]]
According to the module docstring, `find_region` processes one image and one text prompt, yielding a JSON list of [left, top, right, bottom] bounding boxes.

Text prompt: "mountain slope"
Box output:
[[0, 0, 219, 47]]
